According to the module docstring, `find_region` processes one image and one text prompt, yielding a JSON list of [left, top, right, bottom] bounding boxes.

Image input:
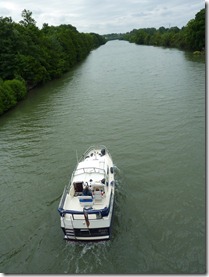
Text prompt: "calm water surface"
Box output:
[[0, 41, 205, 273]]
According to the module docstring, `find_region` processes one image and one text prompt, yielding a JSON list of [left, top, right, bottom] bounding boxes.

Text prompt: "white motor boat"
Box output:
[[58, 145, 115, 241]]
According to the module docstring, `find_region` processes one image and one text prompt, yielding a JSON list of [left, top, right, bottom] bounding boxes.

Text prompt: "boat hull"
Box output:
[[62, 228, 110, 241]]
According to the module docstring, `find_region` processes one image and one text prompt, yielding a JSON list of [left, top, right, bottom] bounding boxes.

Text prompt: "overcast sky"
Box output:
[[0, 0, 205, 34]]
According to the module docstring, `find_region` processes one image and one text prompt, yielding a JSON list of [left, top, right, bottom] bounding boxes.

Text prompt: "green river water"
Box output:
[[0, 40, 205, 273]]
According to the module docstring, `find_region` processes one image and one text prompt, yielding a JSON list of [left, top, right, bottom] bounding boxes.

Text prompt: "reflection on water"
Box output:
[[184, 51, 205, 63]]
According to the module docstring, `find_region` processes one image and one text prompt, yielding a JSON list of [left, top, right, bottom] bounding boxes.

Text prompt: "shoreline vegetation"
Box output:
[[104, 8, 205, 54], [0, 10, 106, 115], [0, 8, 205, 115]]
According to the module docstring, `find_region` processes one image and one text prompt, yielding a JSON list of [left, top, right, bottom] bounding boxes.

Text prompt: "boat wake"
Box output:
[[63, 240, 111, 273]]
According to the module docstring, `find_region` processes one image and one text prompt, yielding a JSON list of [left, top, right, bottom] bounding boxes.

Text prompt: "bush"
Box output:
[[5, 79, 27, 101], [0, 79, 27, 114]]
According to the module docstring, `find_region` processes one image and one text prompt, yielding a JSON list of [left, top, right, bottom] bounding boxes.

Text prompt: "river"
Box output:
[[0, 40, 205, 274]]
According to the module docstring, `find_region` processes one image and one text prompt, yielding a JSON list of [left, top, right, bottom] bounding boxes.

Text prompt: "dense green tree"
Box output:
[[184, 8, 205, 50], [0, 10, 106, 115], [0, 80, 16, 113], [0, 17, 19, 80], [19, 9, 36, 26], [5, 79, 27, 101], [0, 79, 26, 114]]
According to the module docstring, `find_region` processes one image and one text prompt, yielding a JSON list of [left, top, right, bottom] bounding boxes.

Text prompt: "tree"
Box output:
[[19, 9, 36, 27], [184, 8, 205, 50]]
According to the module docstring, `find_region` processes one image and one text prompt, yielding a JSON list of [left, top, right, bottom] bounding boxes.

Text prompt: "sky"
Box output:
[[0, 0, 206, 34]]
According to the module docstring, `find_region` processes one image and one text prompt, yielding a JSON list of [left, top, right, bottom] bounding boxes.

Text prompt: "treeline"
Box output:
[[104, 8, 205, 52], [0, 9, 106, 115], [122, 8, 205, 51]]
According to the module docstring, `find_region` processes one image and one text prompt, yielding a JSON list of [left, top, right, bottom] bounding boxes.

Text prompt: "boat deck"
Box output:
[[63, 148, 114, 213]]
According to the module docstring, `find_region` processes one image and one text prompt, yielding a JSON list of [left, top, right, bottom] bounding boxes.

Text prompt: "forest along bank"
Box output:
[[0, 9, 106, 115]]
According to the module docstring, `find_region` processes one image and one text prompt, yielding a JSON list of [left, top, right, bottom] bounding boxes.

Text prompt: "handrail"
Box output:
[[78, 145, 110, 163], [58, 185, 68, 210], [58, 192, 113, 217], [65, 145, 112, 195], [74, 167, 106, 175], [58, 206, 109, 217]]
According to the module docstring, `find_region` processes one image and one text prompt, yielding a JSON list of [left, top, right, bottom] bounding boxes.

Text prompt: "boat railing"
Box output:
[[65, 167, 107, 191], [58, 185, 68, 210], [58, 184, 113, 218], [58, 192, 113, 217], [59, 206, 110, 217], [74, 167, 106, 176], [78, 145, 110, 163]]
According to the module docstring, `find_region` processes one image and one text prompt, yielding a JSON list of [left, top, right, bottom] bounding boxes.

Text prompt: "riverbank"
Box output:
[[105, 8, 205, 53], [0, 10, 106, 115]]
